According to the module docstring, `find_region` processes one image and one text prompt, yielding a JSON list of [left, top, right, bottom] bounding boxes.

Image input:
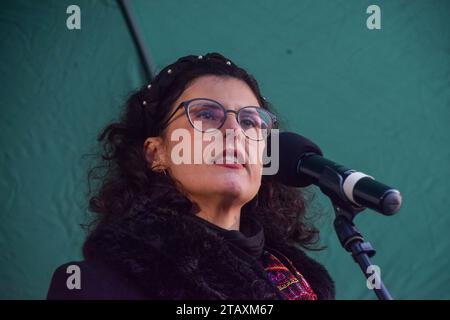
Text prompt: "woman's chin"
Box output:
[[207, 178, 246, 197]]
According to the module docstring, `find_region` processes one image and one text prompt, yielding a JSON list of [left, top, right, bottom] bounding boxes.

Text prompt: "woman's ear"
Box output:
[[143, 137, 168, 170]]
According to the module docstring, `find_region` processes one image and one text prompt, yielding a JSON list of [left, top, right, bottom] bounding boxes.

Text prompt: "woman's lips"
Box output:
[[210, 149, 246, 169], [214, 163, 244, 169]]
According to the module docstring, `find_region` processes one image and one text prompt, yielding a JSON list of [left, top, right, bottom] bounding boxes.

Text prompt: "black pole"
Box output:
[[317, 166, 394, 300], [117, 0, 155, 81], [334, 213, 393, 300]]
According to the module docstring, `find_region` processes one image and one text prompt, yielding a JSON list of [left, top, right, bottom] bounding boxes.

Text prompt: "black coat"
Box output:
[[47, 197, 335, 300]]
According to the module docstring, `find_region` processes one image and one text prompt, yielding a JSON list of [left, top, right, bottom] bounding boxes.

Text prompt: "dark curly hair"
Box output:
[[85, 52, 321, 250]]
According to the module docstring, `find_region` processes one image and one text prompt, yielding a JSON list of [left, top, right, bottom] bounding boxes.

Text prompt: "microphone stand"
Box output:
[[317, 166, 393, 300]]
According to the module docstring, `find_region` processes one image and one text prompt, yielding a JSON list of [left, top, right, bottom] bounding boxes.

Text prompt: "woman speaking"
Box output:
[[47, 52, 334, 300]]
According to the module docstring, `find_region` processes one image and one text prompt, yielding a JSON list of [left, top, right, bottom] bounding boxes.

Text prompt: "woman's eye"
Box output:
[[191, 105, 223, 121], [240, 117, 259, 128], [197, 110, 217, 120]]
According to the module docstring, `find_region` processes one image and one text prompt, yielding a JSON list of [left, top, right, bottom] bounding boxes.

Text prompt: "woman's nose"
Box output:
[[220, 112, 242, 135]]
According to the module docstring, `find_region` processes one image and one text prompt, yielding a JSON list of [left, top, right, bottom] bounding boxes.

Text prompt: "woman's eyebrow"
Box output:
[[239, 108, 259, 115], [215, 100, 261, 109]]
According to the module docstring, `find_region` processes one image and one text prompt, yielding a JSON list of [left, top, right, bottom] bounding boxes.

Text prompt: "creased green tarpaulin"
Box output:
[[0, 0, 449, 299]]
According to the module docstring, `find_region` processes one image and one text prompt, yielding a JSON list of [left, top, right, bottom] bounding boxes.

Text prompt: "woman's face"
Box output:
[[145, 75, 265, 210]]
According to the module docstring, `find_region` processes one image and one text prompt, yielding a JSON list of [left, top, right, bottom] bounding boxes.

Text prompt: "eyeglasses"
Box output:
[[160, 98, 277, 141]]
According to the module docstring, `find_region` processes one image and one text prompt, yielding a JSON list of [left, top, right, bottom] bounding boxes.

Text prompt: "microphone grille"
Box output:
[[274, 132, 323, 187]]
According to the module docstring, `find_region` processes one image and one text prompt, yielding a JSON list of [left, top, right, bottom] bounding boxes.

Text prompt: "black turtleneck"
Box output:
[[188, 214, 265, 262]]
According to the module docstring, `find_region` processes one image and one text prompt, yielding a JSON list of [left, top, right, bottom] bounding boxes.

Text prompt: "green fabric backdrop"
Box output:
[[0, 0, 449, 299]]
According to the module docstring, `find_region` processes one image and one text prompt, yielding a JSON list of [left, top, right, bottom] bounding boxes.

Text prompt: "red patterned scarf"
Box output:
[[262, 250, 318, 300]]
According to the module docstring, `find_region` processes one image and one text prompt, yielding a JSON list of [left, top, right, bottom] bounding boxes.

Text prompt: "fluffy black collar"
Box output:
[[83, 196, 335, 300]]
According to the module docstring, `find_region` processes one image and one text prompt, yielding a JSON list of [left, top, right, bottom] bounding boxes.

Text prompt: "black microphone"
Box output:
[[274, 131, 402, 215]]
